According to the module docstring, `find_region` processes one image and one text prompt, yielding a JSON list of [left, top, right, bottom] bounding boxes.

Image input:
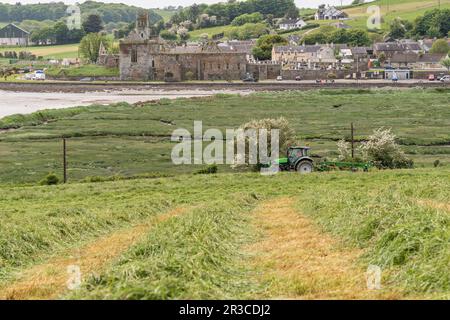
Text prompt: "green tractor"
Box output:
[[273, 146, 314, 174]]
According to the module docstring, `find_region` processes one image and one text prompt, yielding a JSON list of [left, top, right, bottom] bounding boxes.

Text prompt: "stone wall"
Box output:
[[246, 63, 281, 80], [120, 40, 248, 81]]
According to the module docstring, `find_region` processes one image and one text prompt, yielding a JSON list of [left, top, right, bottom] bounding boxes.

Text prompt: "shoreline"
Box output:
[[0, 80, 448, 93]]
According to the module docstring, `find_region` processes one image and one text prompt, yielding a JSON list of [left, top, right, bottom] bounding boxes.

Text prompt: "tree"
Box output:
[[53, 21, 69, 45], [233, 117, 296, 169], [82, 14, 104, 34], [252, 34, 288, 60], [360, 128, 413, 169], [160, 30, 178, 41], [231, 12, 263, 26], [430, 39, 450, 54], [389, 18, 407, 39], [442, 58, 450, 71], [79, 33, 111, 63], [284, 6, 299, 19]]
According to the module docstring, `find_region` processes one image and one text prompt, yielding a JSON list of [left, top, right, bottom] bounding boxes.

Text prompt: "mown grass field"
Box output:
[[0, 88, 449, 184], [343, 0, 450, 30], [0, 169, 448, 299], [0, 44, 79, 59]]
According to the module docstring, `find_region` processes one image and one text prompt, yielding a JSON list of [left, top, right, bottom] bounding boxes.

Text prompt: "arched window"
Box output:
[[131, 48, 138, 63]]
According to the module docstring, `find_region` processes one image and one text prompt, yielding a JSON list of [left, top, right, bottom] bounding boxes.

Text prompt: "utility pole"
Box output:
[[63, 138, 67, 183], [351, 123, 355, 159]]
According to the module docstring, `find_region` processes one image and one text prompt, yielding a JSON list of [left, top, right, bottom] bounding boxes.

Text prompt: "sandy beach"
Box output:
[[0, 89, 251, 118]]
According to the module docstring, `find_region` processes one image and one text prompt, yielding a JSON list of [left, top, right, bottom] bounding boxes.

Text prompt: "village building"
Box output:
[[278, 18, 307, 30], [315, 5, 348, 20], [390, 53, 448, 70], [272, 45, 339, 70], [0, 23, 30, 46], [120, 13, 248, 81], [374, 41, 422, 58]]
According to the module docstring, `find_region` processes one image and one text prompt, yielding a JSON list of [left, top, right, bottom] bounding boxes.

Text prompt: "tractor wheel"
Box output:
[[296, 161, 313, 174]]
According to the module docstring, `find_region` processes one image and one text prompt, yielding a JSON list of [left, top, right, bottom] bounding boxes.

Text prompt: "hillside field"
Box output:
[[0, 44, 79, 59], [0, 88, 449, 184], [343, 0, 450, 30]]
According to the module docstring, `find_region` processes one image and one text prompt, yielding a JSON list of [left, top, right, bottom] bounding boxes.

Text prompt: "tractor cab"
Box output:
[[288, 146, 310, 161], [271, 147, 314, 173]]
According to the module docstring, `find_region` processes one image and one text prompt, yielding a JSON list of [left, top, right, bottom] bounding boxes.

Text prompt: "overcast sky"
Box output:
[[0, 0, 355, 9]]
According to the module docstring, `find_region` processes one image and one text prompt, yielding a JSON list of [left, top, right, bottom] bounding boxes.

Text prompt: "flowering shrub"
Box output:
[[360, 128, 413, 169], [337, 139, 351, 161]]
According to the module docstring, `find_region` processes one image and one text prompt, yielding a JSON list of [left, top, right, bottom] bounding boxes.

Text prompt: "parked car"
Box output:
[[276, 76, 283, 81], [295, 76, 301, 81], [34, 70, 46, 81], [440, 75, 450, 83], [428, 74, 435, 81]]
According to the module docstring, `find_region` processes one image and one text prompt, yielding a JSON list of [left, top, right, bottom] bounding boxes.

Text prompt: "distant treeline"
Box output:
[[0, 1, 162, 24], [170, 0, 298, 26]]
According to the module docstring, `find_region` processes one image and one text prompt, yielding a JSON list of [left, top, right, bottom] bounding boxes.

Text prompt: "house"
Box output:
[[278, 18, 307, 31], [415, 53, 448, 70], [272, 45, 321, 64], [388, 53, 447, 70], [419, 38, 450, 53], [373, 42, 408, 58], [272, 45, 338, 70], [389, 53, 419, 68], [315, 5, 348, 20], [218, 40, 256, 61], [0, 23, 30, 46]]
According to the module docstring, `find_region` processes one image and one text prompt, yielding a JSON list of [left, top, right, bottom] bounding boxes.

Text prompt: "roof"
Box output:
[[418, 53, 447, 63], [390, 53, 419, 63], [317, 6, 347, 18], [374, 42, 406, 52], [351, 47, 369, 55], [0, 23, 30, 37], [278, 18, 305, 25], [273, 45, 321, 54]]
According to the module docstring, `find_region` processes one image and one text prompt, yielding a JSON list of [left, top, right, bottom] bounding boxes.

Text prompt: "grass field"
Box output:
[[0, 44, 79, 59], [343, 0, 450, 30], [0, 169, 448, 299], [0, 88, 449, 184], [46, 65, 119, 78], [152, 9, 178, 22], [189, 25, 236, 40]]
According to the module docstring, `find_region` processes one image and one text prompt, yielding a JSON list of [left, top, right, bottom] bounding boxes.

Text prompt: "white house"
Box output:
[[278, 18, 307, 31], [315, 5, 348, 20]]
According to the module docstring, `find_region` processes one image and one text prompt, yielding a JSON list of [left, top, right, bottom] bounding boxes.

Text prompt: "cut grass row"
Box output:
[[1, 169, 448, 298]]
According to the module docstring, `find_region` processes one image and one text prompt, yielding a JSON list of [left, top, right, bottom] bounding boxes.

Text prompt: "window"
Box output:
[[131, 48, 137, 63]]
